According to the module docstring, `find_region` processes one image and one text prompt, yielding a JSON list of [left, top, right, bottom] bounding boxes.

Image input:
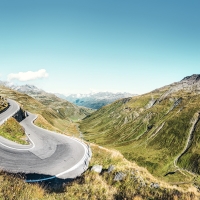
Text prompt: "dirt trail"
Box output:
[[174, 112, 200, 171]]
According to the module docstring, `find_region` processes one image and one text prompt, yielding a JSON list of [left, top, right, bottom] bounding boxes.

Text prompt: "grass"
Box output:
[[0, 80, 200, 198], [34, 114, 80, 137], [0, 118, 28, 145], [178, 114, 200, 174], [80, 89, 200, 185], [0, 85, 82, 135], [12, 85, 95, 121], [0, 143, 199, 200], [0, 172, 44, 200]]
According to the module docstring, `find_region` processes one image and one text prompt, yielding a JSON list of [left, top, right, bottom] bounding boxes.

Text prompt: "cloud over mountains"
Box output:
[[7, 69, 49, 81]]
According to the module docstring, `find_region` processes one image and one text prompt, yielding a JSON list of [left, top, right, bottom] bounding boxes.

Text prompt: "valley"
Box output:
[[0, 75, 200, 199], [80, 74, 200, 186], [0, 83, 94, 135], [56, 92, 135, 109]]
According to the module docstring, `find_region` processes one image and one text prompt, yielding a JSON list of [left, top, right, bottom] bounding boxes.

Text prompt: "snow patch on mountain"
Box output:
[[55, 92, 136, 109]]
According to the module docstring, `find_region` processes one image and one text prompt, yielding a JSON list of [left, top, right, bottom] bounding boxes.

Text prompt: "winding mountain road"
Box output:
[[0, 99, 91, 181], [0, 99, 20, 126]]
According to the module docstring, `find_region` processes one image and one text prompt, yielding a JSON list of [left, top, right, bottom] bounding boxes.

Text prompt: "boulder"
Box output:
[[150, 182, 160, 189], [107, 165, 115, 173], [114, 172, 126, 181], [91, 165, 102, 173]]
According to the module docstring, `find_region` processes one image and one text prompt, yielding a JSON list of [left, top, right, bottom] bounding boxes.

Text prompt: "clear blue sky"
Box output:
[[0, 0, 199, 95]]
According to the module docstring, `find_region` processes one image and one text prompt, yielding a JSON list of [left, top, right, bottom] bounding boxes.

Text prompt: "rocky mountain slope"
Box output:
[[56, 92, 135, 109], [80, 74, 200, 183], [0, 82, 94, 121]]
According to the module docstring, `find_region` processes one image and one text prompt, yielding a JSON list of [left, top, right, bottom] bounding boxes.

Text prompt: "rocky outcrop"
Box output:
[[124, 116, 128, 124], [107, 165, 115, 173], [114, 172, 126, 181], [159, 74, 200, 101], [91, 165, 102, 173], [150, 182, 160, 189], [145, 99, 157, 109], [13, 108, 27, 122], [167, 97, 183, 114], [181, 74, 200, 83], [121, 97, 132, 104], [174, 74, 200, 91]]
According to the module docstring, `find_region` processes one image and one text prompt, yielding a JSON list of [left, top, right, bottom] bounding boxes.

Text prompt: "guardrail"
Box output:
[[70, 136, 92, 172]]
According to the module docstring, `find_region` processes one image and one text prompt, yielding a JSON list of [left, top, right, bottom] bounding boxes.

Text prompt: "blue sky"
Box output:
[[0, 0, 199, 95]]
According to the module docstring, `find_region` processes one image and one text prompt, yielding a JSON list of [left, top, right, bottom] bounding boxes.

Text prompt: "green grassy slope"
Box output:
[[0, 118, 28, 144], [11, 85, 94, 121], [0, 85, 78, 134], [0, 144, 199, 199], [1, 80, 200, 198], [80, 75, 200, 182], [31, 92, 94, 121], [178, 113, 200, 174]]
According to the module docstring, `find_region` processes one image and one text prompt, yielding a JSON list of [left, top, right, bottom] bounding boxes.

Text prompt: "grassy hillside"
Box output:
[[178, 114, 200, 174], [80, 75, 200, 184], [30, 91, 94, 121], [0, 78, 200, 198], [10, 84, 94, 121], [0, 85, 78, 135], [0, 117, 28, 144], [0, 143, 199, 200]]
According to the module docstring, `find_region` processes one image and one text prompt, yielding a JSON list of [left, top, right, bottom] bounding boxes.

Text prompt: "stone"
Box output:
[[124, 117, 128, 124], [107, 165, 115, 173], [91, 165, 102, 173], [114, 172, 126, 181], [150, 182, 160, 189], [145, 99, 157, 109]]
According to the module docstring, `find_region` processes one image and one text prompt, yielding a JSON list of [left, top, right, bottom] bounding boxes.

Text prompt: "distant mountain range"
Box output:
[[55, 92, 136, 109], [0, 81, 94, 121], [0, 80, 136, 110]]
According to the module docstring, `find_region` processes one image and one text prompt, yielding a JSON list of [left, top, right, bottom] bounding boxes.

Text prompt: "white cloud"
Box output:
[[7, 69, 49, 81]]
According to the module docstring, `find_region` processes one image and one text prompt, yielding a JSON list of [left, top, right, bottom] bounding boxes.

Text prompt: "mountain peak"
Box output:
[[10, 84, 44, 94], [181, 74, 200, 83], [157, 74, 200, 100]]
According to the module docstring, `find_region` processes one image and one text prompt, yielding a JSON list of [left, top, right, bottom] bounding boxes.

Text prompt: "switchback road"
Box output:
[[0, 99, 91, 181]]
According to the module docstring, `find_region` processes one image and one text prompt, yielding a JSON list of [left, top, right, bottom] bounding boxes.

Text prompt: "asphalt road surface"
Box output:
[[0, 99, 91, 181], [0, 99, 20, 125]]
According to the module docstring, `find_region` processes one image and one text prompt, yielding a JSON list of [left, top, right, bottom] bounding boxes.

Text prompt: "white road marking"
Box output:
[[0, 99, 91, 182]]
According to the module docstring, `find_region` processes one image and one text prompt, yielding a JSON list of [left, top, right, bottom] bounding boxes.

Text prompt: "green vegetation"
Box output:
[[178, 112, 200, 174], [80, 86, 200, 184], [0, 172, 44, 200], [1, 78, 200, 198], [0, 85, 81, 135], [0, 144, 199, 199], [0, 95, 8, 112], [0, 118, 28, 145], [12, 85, 94, 121]]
